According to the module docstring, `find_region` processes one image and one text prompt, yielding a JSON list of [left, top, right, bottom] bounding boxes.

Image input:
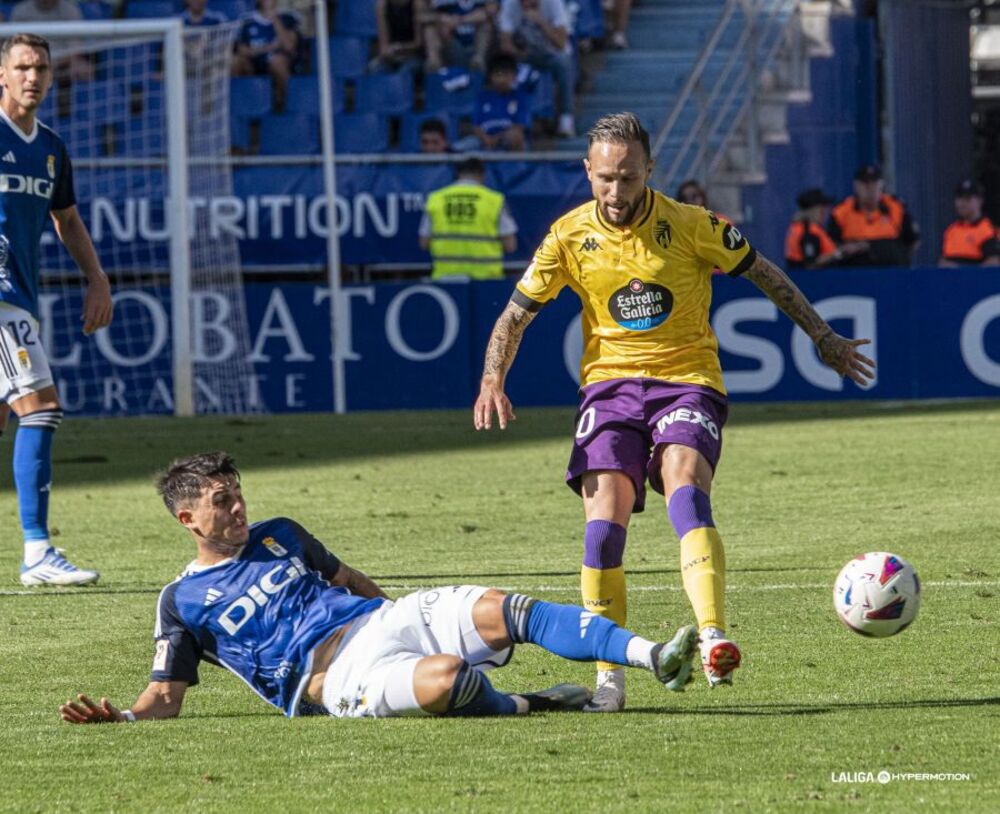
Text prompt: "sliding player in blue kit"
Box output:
[[60, 451, 702, 723], [0, 33, 113, 585]]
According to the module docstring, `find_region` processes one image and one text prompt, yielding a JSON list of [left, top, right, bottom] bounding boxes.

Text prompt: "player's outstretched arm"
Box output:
[[744, 253, 876, 386], [331, 562, 389, 600], [50, 205, 113, 336], [60, 681, 188, 724], [474, 300, 537, 430]]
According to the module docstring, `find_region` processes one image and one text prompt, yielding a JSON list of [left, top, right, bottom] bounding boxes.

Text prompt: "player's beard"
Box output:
[[601, 189, 646, 226]]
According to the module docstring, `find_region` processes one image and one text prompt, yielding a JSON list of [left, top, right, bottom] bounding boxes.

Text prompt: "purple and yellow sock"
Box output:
[[580, 520, 627, 671], [669, 485, 726, 633]]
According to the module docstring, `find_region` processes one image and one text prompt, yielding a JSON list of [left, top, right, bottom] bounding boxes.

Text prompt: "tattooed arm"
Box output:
[[473, 300, 538, 430], [744, 253, 876, 386]]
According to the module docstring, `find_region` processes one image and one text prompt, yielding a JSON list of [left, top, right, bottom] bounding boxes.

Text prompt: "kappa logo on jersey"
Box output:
[[262, 536, 288, 557], [608, 278, 673, 331], [722, 222, 746, 251], [218, 557, 309, 635], [654, 219, 672, 249], [656, 407, 720, 440], [581, 236, 600, 251], [2, 151, 15, 163], [0, 173, 54, 199]]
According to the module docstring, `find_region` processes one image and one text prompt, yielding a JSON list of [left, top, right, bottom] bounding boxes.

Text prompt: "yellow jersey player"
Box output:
[[473, 112, 875, 711]]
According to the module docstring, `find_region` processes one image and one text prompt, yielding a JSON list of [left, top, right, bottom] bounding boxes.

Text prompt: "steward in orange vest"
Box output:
[[940, 179, 1000, 266], [828, 165, 919, 267]]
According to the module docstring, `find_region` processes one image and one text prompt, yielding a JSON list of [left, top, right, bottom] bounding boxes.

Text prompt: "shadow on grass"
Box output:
[[0, 399, 995, 490], [626, 697, 1000, 716]]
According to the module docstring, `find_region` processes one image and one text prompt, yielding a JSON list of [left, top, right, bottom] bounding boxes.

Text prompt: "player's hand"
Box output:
[[474, 376, 515, 430], [81, 272, 113, 335], [60, 694, 125, 724], [816, 332, 876, 386]]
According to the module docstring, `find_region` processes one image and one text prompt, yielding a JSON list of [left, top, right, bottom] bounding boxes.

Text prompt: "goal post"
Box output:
[[0, 19, 256, 417]]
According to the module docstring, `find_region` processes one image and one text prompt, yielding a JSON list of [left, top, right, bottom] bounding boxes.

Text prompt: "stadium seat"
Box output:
[[285, 75, 345, 116], [525, 71, 554, 120], [354, 72, 415, 116], [424, 71, 483, 117], [72, 80, 130, 124], [229, 76, 272, 119], [334, 0, 377, 38], [208, 0, 249, 20], [79, 1, 114, 19], [258, 114, 319, 155], [398, 111, 457, 152], [118, 117, 166, 157], [124, 0, 179, 19], [328, 36, 369, 79], [334, 112, 388, 153], [570, 0, 605, 39]]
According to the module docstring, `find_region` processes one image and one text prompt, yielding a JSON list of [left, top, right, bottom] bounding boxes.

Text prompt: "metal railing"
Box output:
[[652, 0, 807, 193]]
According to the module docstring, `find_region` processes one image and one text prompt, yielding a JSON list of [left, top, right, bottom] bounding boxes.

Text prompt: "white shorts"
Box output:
[[0, 303, 53, 404], [321, 585, 512, 719]]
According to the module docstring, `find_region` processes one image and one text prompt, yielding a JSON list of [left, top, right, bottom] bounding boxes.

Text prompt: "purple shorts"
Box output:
[[566, 378, 729, 513]]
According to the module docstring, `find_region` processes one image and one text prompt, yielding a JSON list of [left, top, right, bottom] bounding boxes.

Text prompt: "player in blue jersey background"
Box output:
[[0, 34, 113, 586], [60, 451, 703, 722]]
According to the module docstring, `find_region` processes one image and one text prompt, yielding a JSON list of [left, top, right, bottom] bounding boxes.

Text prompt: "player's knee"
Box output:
[[471, 589, 511, 649], [413, 655, 464, 712], [17, 408, 64, 433]]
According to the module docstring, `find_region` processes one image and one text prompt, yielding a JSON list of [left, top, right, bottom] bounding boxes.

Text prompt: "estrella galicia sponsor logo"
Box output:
[[581, 236, 600, 251], [722, 222, 746, 251], [656, 407, 720, 440], [608, 278, 672, 331], [654, 219, 671, 249]]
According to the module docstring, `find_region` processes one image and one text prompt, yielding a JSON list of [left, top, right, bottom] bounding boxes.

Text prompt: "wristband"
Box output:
[[121, 710, 137, 723]]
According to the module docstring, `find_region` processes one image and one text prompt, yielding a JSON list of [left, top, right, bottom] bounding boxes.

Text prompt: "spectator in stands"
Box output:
[[499, 0, 575, 138], [829, 165, 919, 267], [939, 179, 1000, 267], [785, 188, 867, 269], [424, 0, 498, 74], [11, 0, 92, 82], [232, 0, 302, 113], [419, 156, 518, 279], [419, 118, 453, 152], [605, 0, 632, 50], [468, 52, 530, 151], [676, 179, 707, 207], [372, 0, 426, 73], [182, 0, 228, 27]]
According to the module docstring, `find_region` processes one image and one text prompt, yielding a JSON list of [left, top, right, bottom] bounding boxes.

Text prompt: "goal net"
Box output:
[[0, 19, 259, 416]]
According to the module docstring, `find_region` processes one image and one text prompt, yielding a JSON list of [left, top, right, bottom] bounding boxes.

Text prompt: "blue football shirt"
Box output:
[[151, 517, 385, 717], [0, 107, 75, 319]]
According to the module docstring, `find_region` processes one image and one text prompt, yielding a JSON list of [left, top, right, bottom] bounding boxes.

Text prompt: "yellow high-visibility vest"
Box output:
[[425, 182, 505, 279]]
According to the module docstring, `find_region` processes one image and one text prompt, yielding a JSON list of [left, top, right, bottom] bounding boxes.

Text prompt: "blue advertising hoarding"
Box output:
[[44, 268, 1000, 416]]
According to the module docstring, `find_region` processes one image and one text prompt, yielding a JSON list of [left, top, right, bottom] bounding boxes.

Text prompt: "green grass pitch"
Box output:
[[1, 401, 997, 812]]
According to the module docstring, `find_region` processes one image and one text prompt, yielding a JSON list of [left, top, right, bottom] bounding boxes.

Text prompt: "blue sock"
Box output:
[[503, 594, 633, 666], [13, 410, 63, 544], [445, 662, 517, 716]]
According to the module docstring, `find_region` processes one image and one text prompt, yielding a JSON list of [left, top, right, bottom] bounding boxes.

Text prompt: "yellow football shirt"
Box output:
[[512, 188, 756, 394]]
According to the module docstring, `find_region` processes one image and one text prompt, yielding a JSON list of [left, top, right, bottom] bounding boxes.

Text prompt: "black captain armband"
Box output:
[[727, 247, 758, 277], [511, 290, 545, 312]]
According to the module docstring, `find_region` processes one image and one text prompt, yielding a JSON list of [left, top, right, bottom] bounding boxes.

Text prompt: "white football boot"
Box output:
[[582, 668, 626, 713], [20, 548, 100, 586]]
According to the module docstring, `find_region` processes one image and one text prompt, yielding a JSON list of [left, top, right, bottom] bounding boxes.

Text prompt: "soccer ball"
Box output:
[[833, 552, 921, 637]]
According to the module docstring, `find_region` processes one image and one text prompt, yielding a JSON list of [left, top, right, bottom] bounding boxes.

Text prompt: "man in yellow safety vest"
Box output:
[[420, 157, 518, 279]]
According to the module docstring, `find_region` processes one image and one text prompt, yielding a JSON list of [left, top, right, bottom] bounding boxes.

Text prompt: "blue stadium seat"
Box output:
[[230, 113, 252, 152], [328, 36, 369, 79], [398, 112, 457, 152], [334, 0, 377, 38], [334, 112, 388, 153], [125, 0, 179, 19], [229, 76, 272, 119], [80, 1, 113, 19], [524, 71, 554, 120], [259, 114, 319, 155], [0, 3, 14, 20], [72, 80, 130, 123], [96, 44, 162, 81], [354, 72, 415, 116], [208, 0, 249, 20], [118, 116, 166, 157], [570, 0, 605, 39], [285, 75, 345, 116], [424, 71, 482, 116]]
